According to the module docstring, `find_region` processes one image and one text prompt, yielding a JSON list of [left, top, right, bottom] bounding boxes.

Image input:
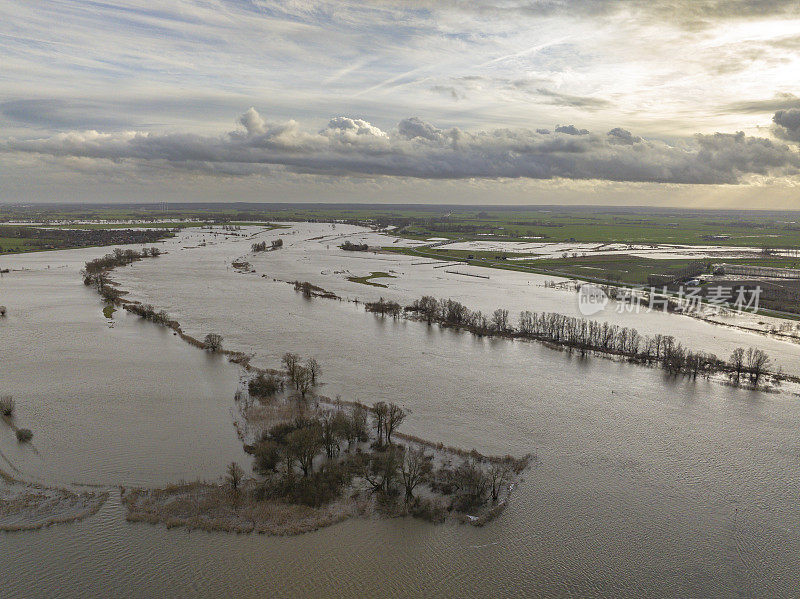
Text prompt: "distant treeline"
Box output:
[[83, 247, 161, 274], [82, 247, 161, 300], [0, 226, 172, 253]]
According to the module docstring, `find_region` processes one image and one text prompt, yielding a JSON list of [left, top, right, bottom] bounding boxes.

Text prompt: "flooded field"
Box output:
[[0, 247, 247, 487], [436, 239, 765, 260], [200, 223, 800, 376], [2, 224, 800, 598]]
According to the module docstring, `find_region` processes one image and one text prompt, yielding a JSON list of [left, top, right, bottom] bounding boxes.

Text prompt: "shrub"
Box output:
[[248, 373, 282, 398], [99, 285, 122, 301], [204, 333, 223, 352], [340, 241, 368, 251], [285, 461, 352, 507], [253, 440, 282, 475], [0, 396, 14, 416], [409, 497, 448, 523], [16, 428, 33, 442], [226, 462, 244, 490]]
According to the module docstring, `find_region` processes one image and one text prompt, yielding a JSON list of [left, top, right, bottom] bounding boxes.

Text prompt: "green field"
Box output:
[[0, 236, 27, 253], [346, 271, 396, 287], [3, 203, 800, 248], [385, 246, 800, 286], [3, 202, 800, 258], [390, 212, 800, 247]]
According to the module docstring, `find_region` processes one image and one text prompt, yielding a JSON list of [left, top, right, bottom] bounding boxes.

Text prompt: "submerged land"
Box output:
[[4, 206, 800, 597], [1, 203, 799, 550], [80, 248, 531, 534], [4, 202, 800, 315]]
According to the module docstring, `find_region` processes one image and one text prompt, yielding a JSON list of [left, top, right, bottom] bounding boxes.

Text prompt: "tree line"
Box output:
[[401, 295, 775, 386], [82, 247, 161, 301]]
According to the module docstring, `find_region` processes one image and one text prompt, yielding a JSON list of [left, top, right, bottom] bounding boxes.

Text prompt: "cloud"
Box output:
[[398, 117, 447, 142], [322, 117, 388, 139], [725, 93, 800, 114], [239, 107, 267, 135], [425, 0, 800, 23], [554, 124, 590, 135], [535, 88, 612, 110], [607, 128, 641, 144], [428, 85, 465, 100], [5, 108, 799, 185], [772, 109, 800, 142]]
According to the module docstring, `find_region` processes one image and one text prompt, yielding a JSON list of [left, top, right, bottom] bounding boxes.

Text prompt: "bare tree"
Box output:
[[226, 462, 244, 491], [204, 333, 223, 352], [729, 347, 745, 384], [451, 458, 491, 510], [253, 440, 281, 475], [282, 352, 301, 388], [488, 457, 516, 503], [347, 404, 369, 447], [295, 366, 313, 398], [415, 296, 439, 325], [518, 311, 534, 335], [491, 308, 509, 332], [384, 403, 406, 445], [321, 411, 348, 459], [400, 446, 433, 501], [306, 358, 321, 385], [287, 423, 323, 477], [360, 446, 402, 495], [373, 402, 388, 446], [746, 347, 771, 386]]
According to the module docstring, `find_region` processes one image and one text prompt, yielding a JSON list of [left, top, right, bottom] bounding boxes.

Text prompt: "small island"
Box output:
[[122, 354, 532, 534]]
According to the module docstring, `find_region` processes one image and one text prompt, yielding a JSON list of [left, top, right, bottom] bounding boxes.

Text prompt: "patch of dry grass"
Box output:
[[122, 482, 363, 535], [1, 471, 109, 532]]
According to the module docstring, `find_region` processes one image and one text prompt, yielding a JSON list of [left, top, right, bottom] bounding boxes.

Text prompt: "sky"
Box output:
[[2, 0, 800, 207]]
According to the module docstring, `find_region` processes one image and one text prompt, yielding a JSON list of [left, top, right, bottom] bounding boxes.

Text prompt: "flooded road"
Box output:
[[1, 225, 800, 598]]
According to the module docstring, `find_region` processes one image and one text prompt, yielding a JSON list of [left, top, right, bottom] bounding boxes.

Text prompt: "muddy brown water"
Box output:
[[1, 228, 799, 598]]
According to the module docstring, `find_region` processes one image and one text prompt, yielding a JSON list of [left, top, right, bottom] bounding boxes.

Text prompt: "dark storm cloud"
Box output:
[[5, 108, 800, 184], [607, 128, 641, 145], [772, 109, 800, 142], [554, 124, 590, 135]]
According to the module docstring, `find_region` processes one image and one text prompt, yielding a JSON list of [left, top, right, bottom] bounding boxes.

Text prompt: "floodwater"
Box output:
[[211, 223, 800, 376], [2, 225, 800, 598], [0, 247, 248, 487], [439, 239, 765, 260]]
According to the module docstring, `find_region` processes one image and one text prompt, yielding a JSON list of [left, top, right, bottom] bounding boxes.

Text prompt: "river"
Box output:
[[1, 224, 799, 598]]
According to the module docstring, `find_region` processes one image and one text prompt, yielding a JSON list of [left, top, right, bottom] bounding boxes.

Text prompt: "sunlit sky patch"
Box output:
[[2, 1, 800, 206]]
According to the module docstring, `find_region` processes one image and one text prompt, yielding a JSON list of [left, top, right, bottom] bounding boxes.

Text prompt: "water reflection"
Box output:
[[2, 228, 800, 598]]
